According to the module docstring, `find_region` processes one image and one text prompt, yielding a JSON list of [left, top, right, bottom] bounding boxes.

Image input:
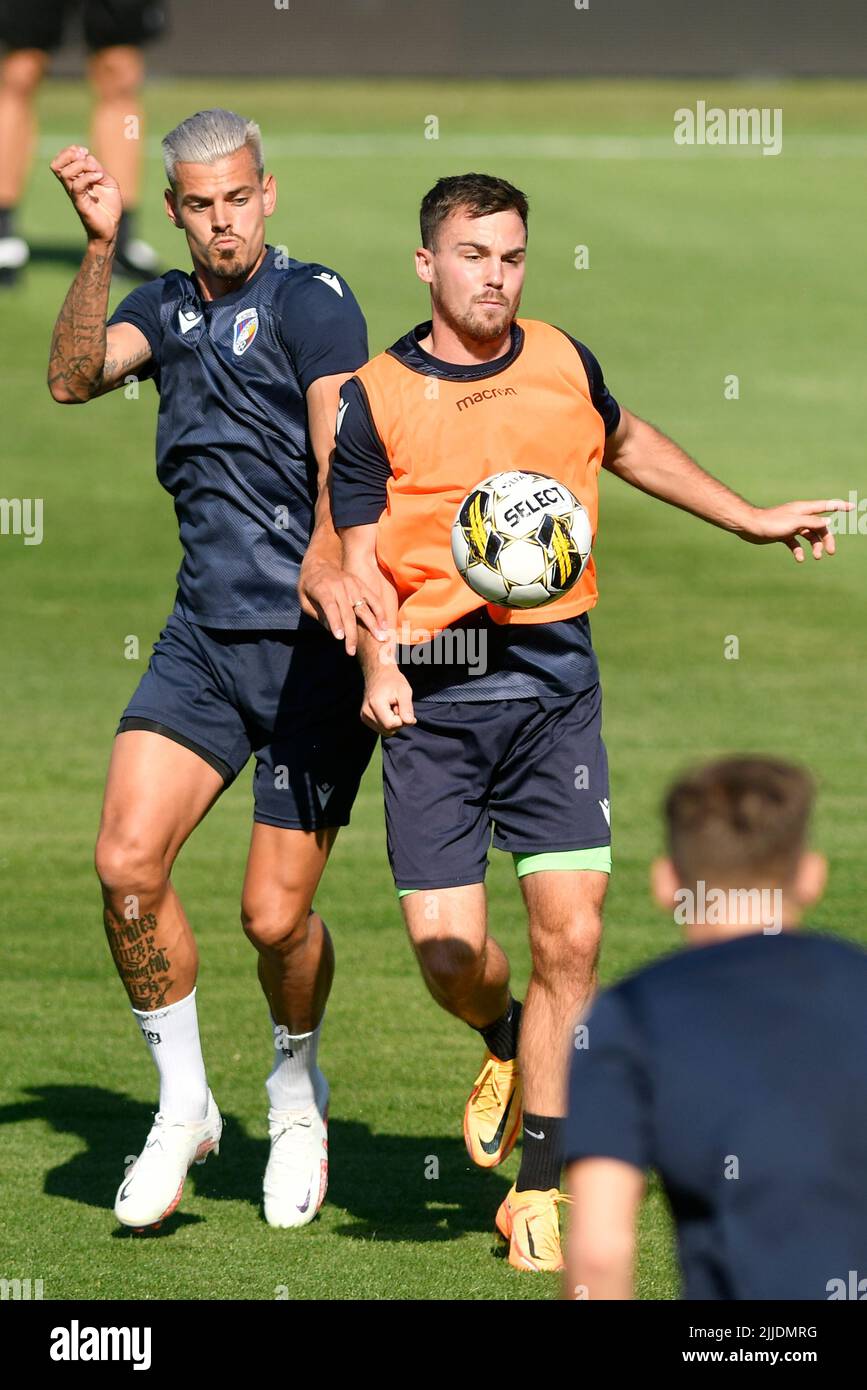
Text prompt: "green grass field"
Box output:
[[2, 78, 865, 1301]]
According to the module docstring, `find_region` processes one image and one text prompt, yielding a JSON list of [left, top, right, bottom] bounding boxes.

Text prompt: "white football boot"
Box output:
[[263, 1075, 329, 1228], [0, 235, 29, 286], [114, 236, 160, 281], [114, 1090, 222, 1229]]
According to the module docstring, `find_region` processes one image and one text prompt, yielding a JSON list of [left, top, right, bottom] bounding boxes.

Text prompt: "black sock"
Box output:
[[476, 997, 522, 1062], [0, 206, 16, 239], [516, 1113, 563, 1193], [117, 209, 136, 255]]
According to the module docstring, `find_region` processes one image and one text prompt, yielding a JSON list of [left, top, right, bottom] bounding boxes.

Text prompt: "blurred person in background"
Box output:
[[565, 756, 867, 1300], [0, 0, 167, 285]]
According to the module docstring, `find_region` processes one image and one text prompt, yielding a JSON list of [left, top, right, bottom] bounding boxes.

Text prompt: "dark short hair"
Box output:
[[419, 173, 529, 250], [664, 756, 815, 887]]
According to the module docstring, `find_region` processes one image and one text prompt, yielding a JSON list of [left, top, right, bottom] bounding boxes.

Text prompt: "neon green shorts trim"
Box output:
[[397, 845, 611, 896], [512, 847, 612, 877]]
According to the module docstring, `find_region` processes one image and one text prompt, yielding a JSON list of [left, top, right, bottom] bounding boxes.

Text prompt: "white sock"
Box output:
[[266, 1015, 326, 1113], [132, 987, 209, 1122]]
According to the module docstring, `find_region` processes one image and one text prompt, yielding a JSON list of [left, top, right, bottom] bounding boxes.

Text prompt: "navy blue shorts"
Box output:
[[0, 0, 166, 53], [382, 683, 611, 891], [119, 613, 377, 831]]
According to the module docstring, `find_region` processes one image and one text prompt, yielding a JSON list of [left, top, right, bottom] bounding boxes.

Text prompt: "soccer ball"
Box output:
[[451, 470, 592, 609]]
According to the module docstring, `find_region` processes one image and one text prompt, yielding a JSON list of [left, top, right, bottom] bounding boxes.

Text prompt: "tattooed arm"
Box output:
[[47, 143, 153, 404], [48, 249, 152, 403]]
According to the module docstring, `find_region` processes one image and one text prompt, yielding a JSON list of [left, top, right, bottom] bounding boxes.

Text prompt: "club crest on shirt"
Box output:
[[232, 307, 259, 357]]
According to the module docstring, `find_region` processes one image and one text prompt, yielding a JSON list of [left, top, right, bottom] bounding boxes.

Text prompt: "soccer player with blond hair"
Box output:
[[48, 108, 384, 1232]]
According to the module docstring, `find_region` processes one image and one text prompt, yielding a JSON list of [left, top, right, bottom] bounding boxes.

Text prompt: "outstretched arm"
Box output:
[[47, 144, 151, 403], [603, 407, 851, 563]]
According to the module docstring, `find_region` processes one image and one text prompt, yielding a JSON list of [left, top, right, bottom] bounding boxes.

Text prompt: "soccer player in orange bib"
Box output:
[[330, 174, 848, 1272]]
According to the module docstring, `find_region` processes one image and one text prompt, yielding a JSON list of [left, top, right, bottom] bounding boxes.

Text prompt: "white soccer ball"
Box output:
[[451, 470, 592, 609]]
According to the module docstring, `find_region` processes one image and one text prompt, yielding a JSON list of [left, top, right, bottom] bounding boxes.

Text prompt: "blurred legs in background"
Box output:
[[87, 42, 159, 278], [0, 0, 164, 284], [0, 48, 48, 282]]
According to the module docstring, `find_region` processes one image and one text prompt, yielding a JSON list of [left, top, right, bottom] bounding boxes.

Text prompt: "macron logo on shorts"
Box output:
[[598, 798, 610, 826]]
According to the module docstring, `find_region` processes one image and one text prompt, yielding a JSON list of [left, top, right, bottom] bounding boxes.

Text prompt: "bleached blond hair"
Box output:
[[162, 108, 263, 187]]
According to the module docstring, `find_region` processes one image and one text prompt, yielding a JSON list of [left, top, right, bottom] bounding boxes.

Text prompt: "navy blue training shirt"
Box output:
[[565, 930, 867, 1300], [108, 245, 367, 628], [331, 322, 619, 701]]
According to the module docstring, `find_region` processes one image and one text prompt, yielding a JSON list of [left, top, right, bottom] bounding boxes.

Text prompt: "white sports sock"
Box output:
[[266, 1015, 326, 1113], [132, 987, 209, 1122]]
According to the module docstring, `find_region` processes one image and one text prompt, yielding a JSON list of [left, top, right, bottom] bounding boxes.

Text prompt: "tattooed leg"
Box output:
[[102, 900, 190, 1011], [100, 876, 199, 1009], [95, 733, 224, 1140], [95, 730, 225, 1007]]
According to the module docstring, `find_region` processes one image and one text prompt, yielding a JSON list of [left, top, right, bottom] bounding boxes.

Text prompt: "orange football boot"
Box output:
[[463, 1050, 522, 1168], [495, 1184, 572, 1272]]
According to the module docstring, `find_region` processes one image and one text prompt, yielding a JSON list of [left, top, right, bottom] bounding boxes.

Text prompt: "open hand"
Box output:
[[298, 556, 389, 655], [740, 498, 853, 562]]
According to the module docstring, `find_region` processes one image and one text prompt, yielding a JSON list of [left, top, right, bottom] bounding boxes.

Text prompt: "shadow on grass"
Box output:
[[13, 243, 161, 280], [0, 1086, 511, 1243], [326, 1119, 511, 1244], [26, 243, 90, 270]]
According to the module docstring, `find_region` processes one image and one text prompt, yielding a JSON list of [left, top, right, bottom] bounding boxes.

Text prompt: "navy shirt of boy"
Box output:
[[565, 931, 867, 1300]]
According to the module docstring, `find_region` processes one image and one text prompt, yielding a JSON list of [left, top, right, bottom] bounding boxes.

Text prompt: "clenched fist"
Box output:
[[50, 144, 123, 244]]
